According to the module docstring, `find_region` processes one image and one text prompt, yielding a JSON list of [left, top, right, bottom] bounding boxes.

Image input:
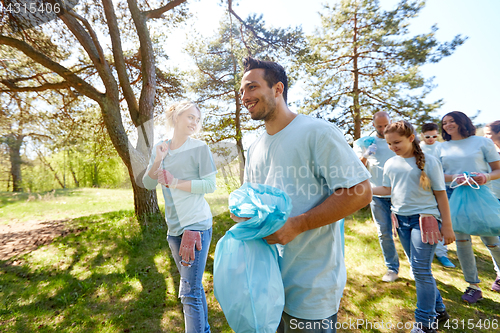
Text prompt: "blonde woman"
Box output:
[[143, 101, 217, 333]]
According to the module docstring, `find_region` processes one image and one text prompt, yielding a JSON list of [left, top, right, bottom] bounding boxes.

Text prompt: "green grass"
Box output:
[[342, 208, 500, 332], [1, 189, 500, 332], [0, 188, 134, 224], [0, 186, 230, 225]]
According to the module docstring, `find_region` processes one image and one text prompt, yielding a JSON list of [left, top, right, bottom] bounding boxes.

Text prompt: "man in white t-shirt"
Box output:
[[354, 112, 400, 282], [238, 56, 372, 333], [420, 122, 455, 268]]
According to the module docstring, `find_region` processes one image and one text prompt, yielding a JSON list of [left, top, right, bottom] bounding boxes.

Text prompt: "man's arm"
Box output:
[[264, 179, 372, 245], [359, 156, 368, 167]]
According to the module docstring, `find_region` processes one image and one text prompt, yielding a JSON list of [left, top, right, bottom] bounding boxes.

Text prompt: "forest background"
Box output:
[[1, 0, 498, 217]]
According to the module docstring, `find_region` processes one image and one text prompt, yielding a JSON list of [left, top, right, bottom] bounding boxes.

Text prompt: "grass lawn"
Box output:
[[1, 188, 500, 332]]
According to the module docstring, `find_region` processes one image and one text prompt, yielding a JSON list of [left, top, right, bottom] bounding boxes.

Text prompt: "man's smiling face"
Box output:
[[240, 68, 277, 122]]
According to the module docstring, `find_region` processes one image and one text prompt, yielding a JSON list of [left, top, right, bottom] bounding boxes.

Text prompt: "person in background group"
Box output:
[[438, 111, 500, 304], [354, 112, 399, 282], [420, 123, 455, 268], [238, 56, 372, 333], [143, 101, 217, 333], [483, 120, 500, 293], [372, 120, 455, 333], [484, 120, 500, 202]]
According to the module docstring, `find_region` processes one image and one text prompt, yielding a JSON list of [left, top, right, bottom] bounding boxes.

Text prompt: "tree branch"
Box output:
[[58, 9, 120, 101], [101, 0, 140, 120], [0, 80, 71, 92], [0, 35, 104, 101], [228, 0, 270, 46], [66, 10, 106, 64], [145, 0, 187, 19]]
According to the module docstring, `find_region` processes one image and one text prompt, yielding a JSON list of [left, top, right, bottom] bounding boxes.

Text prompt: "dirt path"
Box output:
[[0, 219, 71, 261]]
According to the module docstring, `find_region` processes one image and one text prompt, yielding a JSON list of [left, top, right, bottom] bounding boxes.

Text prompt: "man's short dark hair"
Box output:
[[421, 123, 439, 133], [243, 57, 288, 103]]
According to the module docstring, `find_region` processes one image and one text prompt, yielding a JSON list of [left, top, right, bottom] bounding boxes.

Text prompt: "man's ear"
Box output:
[[274, 82, 284, 97]]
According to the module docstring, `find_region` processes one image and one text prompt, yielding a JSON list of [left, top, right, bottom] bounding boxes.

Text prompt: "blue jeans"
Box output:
[[370, 196, 399, 273], [277, 312, 337, 333], [434, 240, 448, 258], [168, 226, 212, 333], [446, 187, 500, 282], [396, 214, 444, 326]]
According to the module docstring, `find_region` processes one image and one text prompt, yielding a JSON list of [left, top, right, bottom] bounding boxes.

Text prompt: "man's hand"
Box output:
[[263, 216, 303, 245], [230, 213, 251, 223], [362, 144, 377, 158]]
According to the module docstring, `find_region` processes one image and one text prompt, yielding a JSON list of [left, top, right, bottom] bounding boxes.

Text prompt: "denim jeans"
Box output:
[[277, 312, 337, 333], [168, 226, 212, 333], [370, 196, 399, 273], [434, 240, 448, 258], [396, 214, 444, 326], [446, 187, 500, 281]]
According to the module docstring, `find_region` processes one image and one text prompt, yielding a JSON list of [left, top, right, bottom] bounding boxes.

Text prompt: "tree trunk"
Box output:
[[70, 167, 80, 187], [6, 134, 24, 192], [234, 90, 245, 185], [352, 13, 361, 140], [129, 167, 162, 224], [93, 163, 98, 187], [99, 100, 161, 225], [36, 150, 65, 188]]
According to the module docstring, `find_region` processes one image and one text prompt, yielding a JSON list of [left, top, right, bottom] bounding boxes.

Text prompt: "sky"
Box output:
[[163, 0, 500, 127]]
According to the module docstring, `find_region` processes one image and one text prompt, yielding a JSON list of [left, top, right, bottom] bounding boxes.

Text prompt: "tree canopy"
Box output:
[[299, 0, 466, 139]]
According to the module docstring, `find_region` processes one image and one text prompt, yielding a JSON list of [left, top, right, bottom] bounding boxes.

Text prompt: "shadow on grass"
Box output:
[[0, 211, 173, 332], [0, 209, 235, 333], [342, 211, 500, 333], [0, 189, 83, 208]]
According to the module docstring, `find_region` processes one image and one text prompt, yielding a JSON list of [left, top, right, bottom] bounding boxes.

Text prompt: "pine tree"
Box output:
[[300, 0, 466, 139]]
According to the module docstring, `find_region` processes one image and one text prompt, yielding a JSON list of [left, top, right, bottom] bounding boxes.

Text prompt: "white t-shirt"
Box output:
[[383, 154, 446, 216], [143, 137, 217, 236], [420, 141, 441, 159], [353, 136, 396, 198], [245, 114, 370, 320], [437, 136, 500, 185]]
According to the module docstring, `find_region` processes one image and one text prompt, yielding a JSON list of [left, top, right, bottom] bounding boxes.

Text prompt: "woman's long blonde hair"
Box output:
[[384, 120, 431, 191]]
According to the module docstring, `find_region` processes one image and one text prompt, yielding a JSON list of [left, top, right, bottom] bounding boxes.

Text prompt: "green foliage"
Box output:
[[299, 0, 466, 139], [18, 105, 129, 192], [185, 11, 306, 145]]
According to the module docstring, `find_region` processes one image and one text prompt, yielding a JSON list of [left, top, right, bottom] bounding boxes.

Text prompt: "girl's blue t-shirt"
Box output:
[[383, 153, 446, 216]]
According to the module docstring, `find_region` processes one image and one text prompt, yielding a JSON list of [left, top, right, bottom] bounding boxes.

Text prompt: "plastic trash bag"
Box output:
[[214, 183, 293, 333], [449, 173, 500, 236], [354, 136, 375, 148]]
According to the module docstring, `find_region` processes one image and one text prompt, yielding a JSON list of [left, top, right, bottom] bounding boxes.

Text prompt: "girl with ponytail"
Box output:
[[372, 120, 455, 333]]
